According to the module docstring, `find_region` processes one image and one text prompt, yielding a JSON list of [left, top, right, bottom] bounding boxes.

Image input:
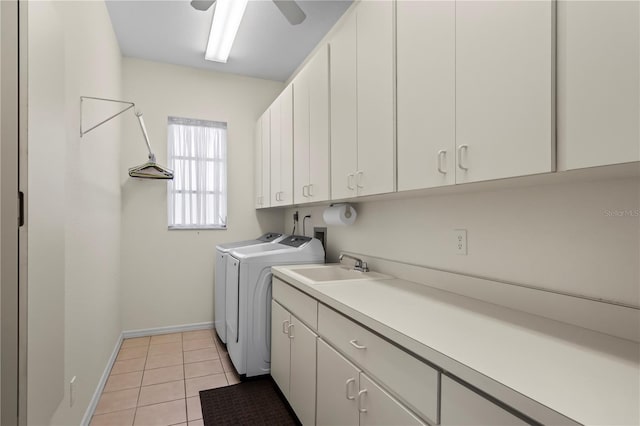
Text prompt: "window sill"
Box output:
[[168, 225, 227, 231]]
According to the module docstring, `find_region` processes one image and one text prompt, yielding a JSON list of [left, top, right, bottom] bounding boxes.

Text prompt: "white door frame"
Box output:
[[1, 1, 27, 425]]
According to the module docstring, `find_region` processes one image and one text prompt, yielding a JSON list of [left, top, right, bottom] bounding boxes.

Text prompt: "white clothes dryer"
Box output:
[[225, 236, 324, 377], [214, 232, 286, 343]]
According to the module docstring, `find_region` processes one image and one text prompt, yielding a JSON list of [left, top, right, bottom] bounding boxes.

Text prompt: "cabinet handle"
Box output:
[[457, 145, 469, 171], [356, 171, 364, 189], [278, 191, 284, 202], [347, 173, 355, 190], [357, 389, 368, 413], [349, 339, 366, 350], [302, 185, 309, 198], [308, 184, 313, 197], [437, 150, 447, 174], [288, 323, 294, 339], [282, 320, 290, 335], [345, 378, 356, 401], [275, 192, 279, 202]]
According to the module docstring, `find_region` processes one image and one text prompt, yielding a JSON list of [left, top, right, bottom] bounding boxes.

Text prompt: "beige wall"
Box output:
[[27, 1, 123, 424], [121, 58, 284, 331], [286, 176, 640, 308]]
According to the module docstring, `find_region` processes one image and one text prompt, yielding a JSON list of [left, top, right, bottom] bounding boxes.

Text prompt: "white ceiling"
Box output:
[[106, 0, 352, 82]]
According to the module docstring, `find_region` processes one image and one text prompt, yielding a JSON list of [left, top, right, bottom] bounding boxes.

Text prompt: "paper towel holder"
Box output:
[[329, 203, 354, 219], [323, 203, 357, 226]]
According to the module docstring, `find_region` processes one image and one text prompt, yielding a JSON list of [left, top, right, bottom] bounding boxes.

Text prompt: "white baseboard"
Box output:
[[81, 321, 214, 425], [122, 321, 214, 339], [80, 333, 124, 426]]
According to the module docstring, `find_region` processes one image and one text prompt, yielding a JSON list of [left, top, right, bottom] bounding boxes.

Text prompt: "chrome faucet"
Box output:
[[339, 253, 369, 272]]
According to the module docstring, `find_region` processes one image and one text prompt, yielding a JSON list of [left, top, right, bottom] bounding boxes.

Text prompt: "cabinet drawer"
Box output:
[[318, 305, 439, 424], [441, 376, 528, 425], [273, 277, 318, 330]]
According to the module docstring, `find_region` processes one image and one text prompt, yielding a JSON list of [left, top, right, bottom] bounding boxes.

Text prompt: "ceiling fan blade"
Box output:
[[191, 0, 216, 12], [273, 0, 306, 25]]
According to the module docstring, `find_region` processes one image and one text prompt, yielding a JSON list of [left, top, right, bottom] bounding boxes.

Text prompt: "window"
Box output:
[[167, 117, 227, 229]]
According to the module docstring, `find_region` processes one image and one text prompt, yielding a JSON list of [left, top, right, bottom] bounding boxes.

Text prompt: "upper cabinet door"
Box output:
[[293, 68, 310, 205], [307, 45, 331, 203], [270, 86, 293, 207], [260, 110, 271, 207], [254, 117, 263, 209], [280, 85, 294, 205], [270, 96, 282, 206], [455, 0, 555, 184], [330, 11, 358, 200], [356, 0, 395, 197], [557, 1, 640, 170], [397, 0, 455, 192]]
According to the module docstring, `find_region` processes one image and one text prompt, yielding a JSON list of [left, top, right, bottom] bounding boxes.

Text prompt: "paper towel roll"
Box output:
[[323, 204, 357, 226]]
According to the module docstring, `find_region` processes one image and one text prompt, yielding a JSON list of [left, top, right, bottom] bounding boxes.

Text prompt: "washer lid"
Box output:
[[279, 235, 312, 248]]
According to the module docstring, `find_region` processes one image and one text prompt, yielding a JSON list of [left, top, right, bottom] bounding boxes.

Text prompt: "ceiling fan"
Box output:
[[191, 0, 307, 25]]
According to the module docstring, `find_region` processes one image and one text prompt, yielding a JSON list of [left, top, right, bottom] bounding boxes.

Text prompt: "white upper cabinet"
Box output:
[[355, 0, 395, 197], [270, 85, 293, 206], [330, 10, 358, 200], [397, 0, 456, 191], [254, 118, 263, 209], [455, 0, 555, 183], [255, 110, 270, 209], [557, 1, 640, 170], [294, 46, 330, 204], [331, 1, 395, 199]]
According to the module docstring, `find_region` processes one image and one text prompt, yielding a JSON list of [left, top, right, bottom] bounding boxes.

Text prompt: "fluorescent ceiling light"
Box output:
[[205, 0, 249, 63]]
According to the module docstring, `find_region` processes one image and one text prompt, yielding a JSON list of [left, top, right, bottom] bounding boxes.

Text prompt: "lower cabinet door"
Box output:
[[440, 376, 528, 426], [270, 301, 291, 398], [289, 315, 318, 425], [359, 373, 425, 426], [316, 339, 360, 426]]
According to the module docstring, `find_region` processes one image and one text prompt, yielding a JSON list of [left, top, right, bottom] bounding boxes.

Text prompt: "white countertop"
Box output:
[[272, 265, 640, 426]]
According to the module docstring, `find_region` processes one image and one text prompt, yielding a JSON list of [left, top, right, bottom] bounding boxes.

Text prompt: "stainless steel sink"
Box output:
[[290, 265, 390, 283]]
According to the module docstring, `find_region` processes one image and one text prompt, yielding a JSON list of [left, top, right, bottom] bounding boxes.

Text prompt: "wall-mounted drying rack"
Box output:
[[80, 96, 174, 179]]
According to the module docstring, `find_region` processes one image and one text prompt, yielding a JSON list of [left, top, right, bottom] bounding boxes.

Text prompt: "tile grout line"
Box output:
[[182, 332, 189, 424], [131, 338, 151, 426]]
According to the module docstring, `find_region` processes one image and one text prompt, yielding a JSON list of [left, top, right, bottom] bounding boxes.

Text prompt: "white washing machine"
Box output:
[[214, 233, 286, 343], [225, 236, 324, 377]]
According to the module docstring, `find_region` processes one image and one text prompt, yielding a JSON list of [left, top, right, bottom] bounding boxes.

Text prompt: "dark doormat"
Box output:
[[199, 377, 301, 426]]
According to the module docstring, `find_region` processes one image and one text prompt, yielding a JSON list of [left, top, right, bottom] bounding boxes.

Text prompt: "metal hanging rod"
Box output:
[[80, 96, 136, 137]]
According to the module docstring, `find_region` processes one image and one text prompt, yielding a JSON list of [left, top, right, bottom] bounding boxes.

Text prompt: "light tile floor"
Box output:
[[90, 329, 240, 426]]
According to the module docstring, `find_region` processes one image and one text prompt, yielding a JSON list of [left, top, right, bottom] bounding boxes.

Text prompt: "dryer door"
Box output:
[[225, 256, 240, 345]]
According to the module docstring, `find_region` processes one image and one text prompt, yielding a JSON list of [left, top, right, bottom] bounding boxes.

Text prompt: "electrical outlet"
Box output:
[[70, 376, 77, 407], [454, 229, 467, 255]]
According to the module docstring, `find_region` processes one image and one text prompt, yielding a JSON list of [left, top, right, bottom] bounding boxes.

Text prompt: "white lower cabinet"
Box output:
[[318, 305, 439, 424], [289, 316, 318, 426], [440, 376, 528, 426], [317, 338, 424, 426], [270, 301, 291, 398], [270, 300, 317, 425], [359, 373, 424, 426], [317, 338, 360, 426]]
